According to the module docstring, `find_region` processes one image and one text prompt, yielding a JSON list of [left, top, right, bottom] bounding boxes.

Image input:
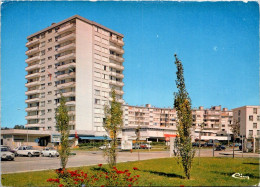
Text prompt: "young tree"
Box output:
[[231, 120, 240, 158], [56, 95, 70, 170], [173, 54, 195, 179], [103, 89, 123, 168]]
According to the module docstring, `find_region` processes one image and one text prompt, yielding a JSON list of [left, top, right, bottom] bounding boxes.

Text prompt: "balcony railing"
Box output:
[[25, 97, 40, 103], [56, 72, 75, 80], [25, 64, 41, 71], [109, 62, 124, 71], [57, 91, 76, 98], [57, 24, 76, 34], [115, 90, 124, 95], [109, 45, 124, 54], [25, 89, 40, 95], [56, 62, 76, 71], [25, 115, 39, 120], [109, 37, 124, 46], [109, 55, 124, 63], [110, 72, 124, 79], [110, 80, 124, 87], [26, 47, 40, 55], [25, 106, 39, 112], [25, 81, 41, 87], [57, 53, 75, 62], [25, 123, 43, 128], [25, 72, 40, 79], [56, 33, 76, 44], [57, 82, 76, 89], [25, 55, 40, 64], [26, 39, 40, 47], [56, 43, 76, 53]]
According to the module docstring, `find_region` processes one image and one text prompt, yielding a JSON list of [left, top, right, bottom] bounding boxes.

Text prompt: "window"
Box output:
[[249, 130, 253, 136], [48, 118, 52, 121], [40, 101, 45, 107], [48, 91, 52, 95], [94, 99, 100, 104], [41, 76, 45, 81], [48, 56, 52, 60], [41, 67, 45, 73], [253, 123, 257, 129], [48, 126, 52, 130], [41, 41, 45, 47], [47, 109, 52, 113], [257, 130, 260, 136], [95, 90, 100, 96], [41, 50, 45, 55], [48, 82, 52, 86], [253, 108, 257, 114], [249, 115, 253, 121], [222, 124, 225, 127], [104, 66, 106, 71], [48, 65, 52, 69], [238, 110, 240, 116], [258, 116, 260, 121], [48, 47, 52, 51], [48, 38, 52, 42], [47, 100, 52, 104]]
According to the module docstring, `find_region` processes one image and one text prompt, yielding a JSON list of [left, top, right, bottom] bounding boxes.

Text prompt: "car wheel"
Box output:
[[49, 153, 52, 157], [28, 153, 32, 157], [40, 153, 44, 157]]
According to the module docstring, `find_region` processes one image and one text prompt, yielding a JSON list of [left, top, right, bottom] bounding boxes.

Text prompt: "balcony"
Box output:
[[25, 55, 40, 64], [109, 37, 124, 46], [110, 80, 124, 87], [57, 62, 76, 71], [115, 90, 124, 95], [57, 82, 76, 89], [26, 47, 40, 55], [56, 43, 75, 53], [109, 55, 124, 63], [25, 89, 40, 95], [25, 72, 40, 79], [57, 24, 76, 34], [25, 123, 43, 128], [56, 33, 76, 44], [57, 91, 76, 98], [109, 45, 124, 54], [25, 81, 41, 87], [110, 72, 124, 79], [57, 53, 75, 62], [25, 64, 41, 71], [56, 72, 75, 80], [57, 100, 76, 107], [26, 39, 40, 47], [109, 97, 124, 103], [109, 62, 124, 71], [25, 106, 39, 112], [25, 97, 40, 103], [68, 111, 76, 115], [25, 115, 39, 120]]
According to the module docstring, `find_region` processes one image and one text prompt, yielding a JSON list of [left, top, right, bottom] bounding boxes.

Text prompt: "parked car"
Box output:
[[192, 142, 200, 147], [99, 144, 111, 150], [132, 144, 140, 149], [1, 146, 16, 154], [1, 146, 15, 161], [16, 146, 41, 157], [41, 147, 59, 157], [140, 144, 151, 149], [215, 145, 226, 151]]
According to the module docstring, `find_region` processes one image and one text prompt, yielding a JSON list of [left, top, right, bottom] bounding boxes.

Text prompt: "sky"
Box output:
[[1, 1, 259, 128]]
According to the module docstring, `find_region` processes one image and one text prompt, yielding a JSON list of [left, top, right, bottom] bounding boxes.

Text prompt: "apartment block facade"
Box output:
[[123, 104, 234, 141], [25, 15, 125, 135], [232, 106, 260, 139]]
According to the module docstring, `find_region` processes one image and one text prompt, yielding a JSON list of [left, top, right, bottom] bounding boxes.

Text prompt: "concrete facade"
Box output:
[[25, 15, 125, 135]]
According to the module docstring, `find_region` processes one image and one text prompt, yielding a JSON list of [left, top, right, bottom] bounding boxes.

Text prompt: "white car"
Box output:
[[41, 147, 59, 157], [16, 146, 41, 157], [99, 144, 111, 150], [1, 147, 15, 161]]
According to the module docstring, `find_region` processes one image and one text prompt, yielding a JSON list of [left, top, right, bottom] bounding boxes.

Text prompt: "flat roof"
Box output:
[[27, 15, 124, 39]]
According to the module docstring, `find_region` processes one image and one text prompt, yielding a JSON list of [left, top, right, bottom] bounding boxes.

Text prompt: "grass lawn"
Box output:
[[2, 157, 259, 186]]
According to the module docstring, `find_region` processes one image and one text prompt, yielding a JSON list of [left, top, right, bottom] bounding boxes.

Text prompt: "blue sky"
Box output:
[[1, 1, 259, 128]]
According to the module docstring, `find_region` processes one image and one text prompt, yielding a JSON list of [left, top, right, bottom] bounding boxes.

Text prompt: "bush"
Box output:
[[47, 165, 140, 187]]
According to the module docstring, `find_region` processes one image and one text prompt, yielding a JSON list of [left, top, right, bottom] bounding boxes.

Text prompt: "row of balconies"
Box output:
[[56, 33, 76, 44], [25, 89, 41, 95], [57, 52, 76, 62], [26, 39, 40, 47], [25, 55, 40, 64], [56, 43, 76, 53], [56, 72, 75, 80], [25, 47, 40, 56], [56, 61, 76, 71], [109, 45, 124, 54], [56, 81, 76, 89], [25, 63, 41, 71], [25, 72, 40, 79], [25, 80, 41, 87], [56, 24, 76, 35]]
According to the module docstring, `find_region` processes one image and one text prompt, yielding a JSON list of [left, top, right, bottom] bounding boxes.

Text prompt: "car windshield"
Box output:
[[26, 146, 33, 150], [1, 148, 8, 151]]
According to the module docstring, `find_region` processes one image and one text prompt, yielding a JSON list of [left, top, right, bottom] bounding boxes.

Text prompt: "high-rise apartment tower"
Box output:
[[25, 15, 125, 135]]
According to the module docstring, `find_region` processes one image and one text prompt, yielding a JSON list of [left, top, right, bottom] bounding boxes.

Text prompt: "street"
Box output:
[[1, 148, 258, 174]]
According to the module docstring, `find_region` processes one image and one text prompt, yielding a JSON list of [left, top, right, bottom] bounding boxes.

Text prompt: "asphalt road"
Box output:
[[1, 148, 258, 174]]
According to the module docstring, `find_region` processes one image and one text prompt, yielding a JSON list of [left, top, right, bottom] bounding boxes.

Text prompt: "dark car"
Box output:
[[215, 145, 226, 151]]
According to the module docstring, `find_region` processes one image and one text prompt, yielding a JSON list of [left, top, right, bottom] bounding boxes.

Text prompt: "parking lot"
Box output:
[[1, 148, 258, 174]]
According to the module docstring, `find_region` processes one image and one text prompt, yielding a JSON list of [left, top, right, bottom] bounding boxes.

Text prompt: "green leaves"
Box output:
[[173, 54, 195, 179]]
